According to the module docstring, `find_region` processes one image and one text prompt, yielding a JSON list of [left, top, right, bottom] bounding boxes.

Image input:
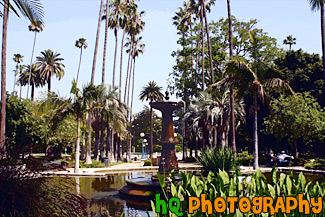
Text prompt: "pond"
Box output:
[[66, 170, 324, 217], [75, 171, 156, 217]]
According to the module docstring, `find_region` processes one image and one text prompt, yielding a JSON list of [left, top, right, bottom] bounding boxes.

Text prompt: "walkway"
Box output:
[[40, 161, 325, 177]]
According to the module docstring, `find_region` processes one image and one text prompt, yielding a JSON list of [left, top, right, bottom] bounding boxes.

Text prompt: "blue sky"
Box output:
[[4, 0, 321, 113]]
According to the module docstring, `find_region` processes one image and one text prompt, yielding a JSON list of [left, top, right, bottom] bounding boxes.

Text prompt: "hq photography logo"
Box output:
[[154, 193, 323, 216]]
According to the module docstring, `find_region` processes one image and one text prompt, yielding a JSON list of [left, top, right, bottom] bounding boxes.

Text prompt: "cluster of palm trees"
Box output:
[[74, 0, 146, 165], [49, 81, 127, 173], [172, 0, 301, 169], [13, 49, 65, 100]]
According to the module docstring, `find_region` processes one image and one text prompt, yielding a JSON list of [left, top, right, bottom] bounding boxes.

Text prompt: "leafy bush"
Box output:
[[304, 158, 325, 170], [61, 159, 106, 168], [0, 167, 87, 216], [197, 147, 236, 173], [152, 169, 325, 216], [236, 151, 254, 166], [144, 158, 152, 166]]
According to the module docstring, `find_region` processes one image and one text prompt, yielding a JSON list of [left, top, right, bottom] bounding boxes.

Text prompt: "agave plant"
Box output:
[[197, 146, 237, 174]]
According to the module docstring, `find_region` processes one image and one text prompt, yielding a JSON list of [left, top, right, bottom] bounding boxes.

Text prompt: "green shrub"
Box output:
[[80, 160, 105, 168], [144, 158, 152, 166], [152, 169, 325, 216], [304, 158, 325, 170], [197, 147, 236, 173], [236, 151, 254, 166]]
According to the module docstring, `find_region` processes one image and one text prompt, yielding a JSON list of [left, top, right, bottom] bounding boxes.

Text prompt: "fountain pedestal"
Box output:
[[119, 100, 183, 206], [150, 101, 183, 174]]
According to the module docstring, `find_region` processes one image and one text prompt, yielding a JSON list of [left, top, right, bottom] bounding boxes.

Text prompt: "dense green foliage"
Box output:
[[197, 147, 237, 173], [264, 93, 325, 157], [152, 169, 325, 216], [5, 94, 77, 159]]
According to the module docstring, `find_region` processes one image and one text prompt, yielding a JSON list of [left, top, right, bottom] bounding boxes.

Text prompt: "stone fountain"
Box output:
[[150, 101, 183, 174], [119, 100, 183, 206]]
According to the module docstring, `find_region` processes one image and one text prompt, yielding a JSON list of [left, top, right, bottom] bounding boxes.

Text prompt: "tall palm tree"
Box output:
[[109, 0, 125, 87], [26, 20, 44, 99], [1, 0, 43, 159], [87, 0, 104, 165], [35, 49, 65, 93], [13, 53, 23, 94], [308, 0, 325, 84], [213, 60, 294, 169], [226, 0, 236, 152], [119, 5, 144, 102], [102, 0, 110, 85], [200, 0, 215, 84], [50, 81, 93, 173], [283, 35, 297, 50], [139, 81, 164, 159], [91, 0, 104, 85], [75, 38, 88, 86], [123, 10, 145, 103]]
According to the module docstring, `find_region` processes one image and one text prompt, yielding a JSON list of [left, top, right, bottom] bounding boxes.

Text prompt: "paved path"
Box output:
[[40, 161, 325, 177], [40, 160, 203, 177]]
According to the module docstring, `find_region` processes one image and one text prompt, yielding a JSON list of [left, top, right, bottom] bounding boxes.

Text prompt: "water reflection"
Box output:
[[76, 171, 155, 217]]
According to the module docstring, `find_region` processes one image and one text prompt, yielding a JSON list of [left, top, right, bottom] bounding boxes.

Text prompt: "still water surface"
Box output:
[[75, 171, 155, 217]]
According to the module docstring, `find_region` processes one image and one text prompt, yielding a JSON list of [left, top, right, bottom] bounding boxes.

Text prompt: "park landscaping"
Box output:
[[0, 0, 325, 216]]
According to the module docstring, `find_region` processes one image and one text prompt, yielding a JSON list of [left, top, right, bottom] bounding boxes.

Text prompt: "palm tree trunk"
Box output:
[[74, 118, 81, 173], [94, 128, 99, 161], [221, 131, 226, 148], [85, 113, 92, 164], [91, 0, 104, 85], [201, 0, 214, 84], [100, 127, 105, 159], [0, 2, 9, 159], [119, 29, 126, 102], [27, 31, 37, 99], [127, 56, 134, 106], [230, 84, 236, 150], [321, 3, 325, 88], [227, 0, 233, 59], [112, 29, 118, 87], [19, 83, 22, 99], [130, 59, 136, 158], [227, 0, 236, 153], [88, 0, 104, 163], [112, 129, 116, 162], [200, 9, 205, 91], [253, 106, 258, 170], [48, 76, 51, 93], [31, 84, 35, 100], [102, 0, 109, 85], [124, 50, 132, 103], [106, 125, 110, 161], [81, 131, 85, 160], [13, 63, 18, 94], [76, 47, 83, 86]]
